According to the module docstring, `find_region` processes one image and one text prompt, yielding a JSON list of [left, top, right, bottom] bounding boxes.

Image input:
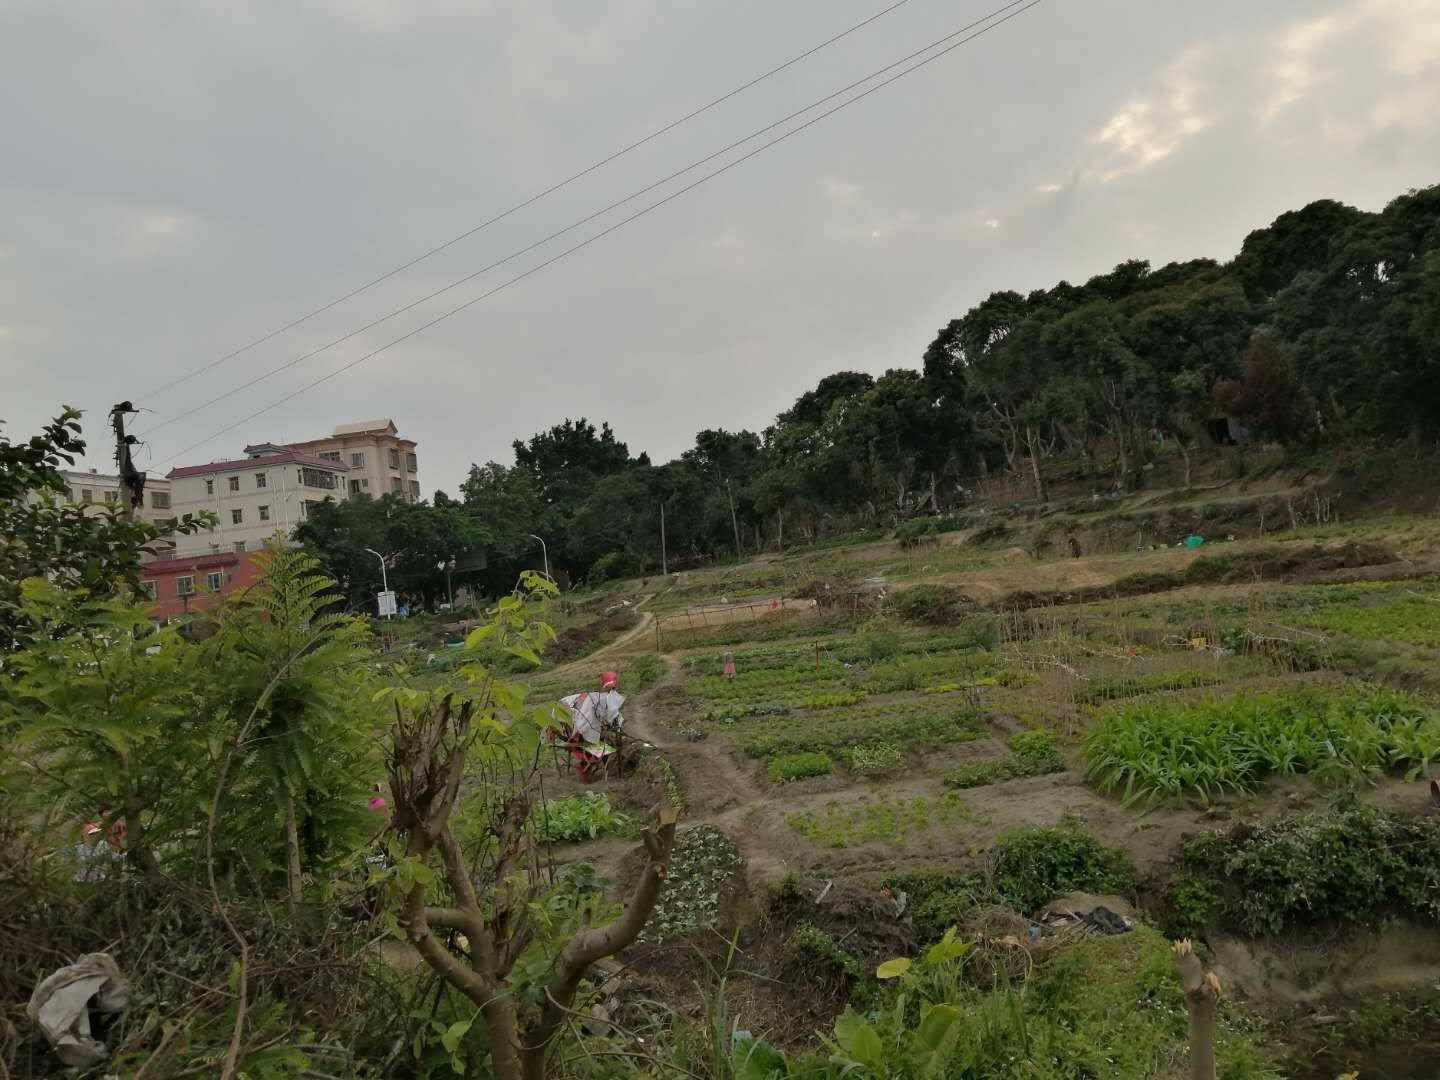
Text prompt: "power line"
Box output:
[[140, 0, 1032, 440], [137, 0, 919, 404], [154, 0, 1044, 468]]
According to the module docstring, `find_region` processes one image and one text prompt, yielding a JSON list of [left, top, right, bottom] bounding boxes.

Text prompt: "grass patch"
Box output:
[[787, 793, 973, 848], [767, 751, 833, 783], [1083, 687, 1440, 804], [1293, 594, 1440, 648], [733, 705, 984, 758], [618, 652, 667, 692]]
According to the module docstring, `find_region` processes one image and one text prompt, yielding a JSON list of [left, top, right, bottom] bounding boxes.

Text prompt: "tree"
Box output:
[[0, 407, 207, 648], [1213, 335, 1310, 444], [204, 543, 380, 906], [382, 575, 680, 1080], [3, 579, 202, 876]]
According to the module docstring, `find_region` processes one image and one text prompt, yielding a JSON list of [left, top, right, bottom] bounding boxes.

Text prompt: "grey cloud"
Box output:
[[2, 0, 1437, 493]]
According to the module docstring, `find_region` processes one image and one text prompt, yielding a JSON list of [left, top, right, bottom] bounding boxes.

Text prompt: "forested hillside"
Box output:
[[305, 184, 1439, 599]]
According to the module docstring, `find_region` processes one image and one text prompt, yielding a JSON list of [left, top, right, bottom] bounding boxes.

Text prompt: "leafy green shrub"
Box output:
[[1084, 687, 1440, 804], [992, 818, 1135, 913], [845, 742, 903, 776], [1113, 570, 1184, 594], [589, 549, 644, 582], [882, 869, 989, 944], [768, 751, 833, 783], [894, 515, 963, 547], [858, 617, 902, 661], [785, 922, 867, 986], [532, 792, 631, 843], [891, 584, 975, 625], [1009, 729, 1064, 775], [1177, 806, 1440, 935]]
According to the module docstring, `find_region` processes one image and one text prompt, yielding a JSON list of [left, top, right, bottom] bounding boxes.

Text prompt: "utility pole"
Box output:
[[110, 401, 144, 514], [725, 478, 741, 562], [659, 500, 668, 576]]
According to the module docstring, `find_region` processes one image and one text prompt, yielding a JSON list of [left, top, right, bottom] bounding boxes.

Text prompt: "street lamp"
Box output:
[[436, 556, 455, 609], [364, 548, 391, 618], [528, 534, 550, 579]]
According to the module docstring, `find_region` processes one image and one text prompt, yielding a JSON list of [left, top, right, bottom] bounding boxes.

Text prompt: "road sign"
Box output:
[[377, 590, 398, 617]]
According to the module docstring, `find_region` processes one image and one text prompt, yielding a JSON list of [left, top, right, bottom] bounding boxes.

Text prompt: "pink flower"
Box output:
[[369, 796, 388, 811]]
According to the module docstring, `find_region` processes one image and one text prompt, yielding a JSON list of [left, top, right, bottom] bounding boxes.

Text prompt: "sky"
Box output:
[[3, 0, 1438, 496]]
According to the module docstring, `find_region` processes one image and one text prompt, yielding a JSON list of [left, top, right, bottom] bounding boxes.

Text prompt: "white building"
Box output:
[[26, 468, 175, 525], [165, 444, 349, 557]]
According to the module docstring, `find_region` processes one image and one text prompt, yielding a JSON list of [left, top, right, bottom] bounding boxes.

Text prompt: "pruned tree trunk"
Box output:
[[389, 694, 680, 1080], [1022, 426, 1048, 502], [1172, 939, 1220, 1080], [1180, 442, 1193, 488]]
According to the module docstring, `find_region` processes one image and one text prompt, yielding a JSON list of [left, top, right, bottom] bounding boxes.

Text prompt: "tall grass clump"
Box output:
[[1083, 687, 1440, 804]]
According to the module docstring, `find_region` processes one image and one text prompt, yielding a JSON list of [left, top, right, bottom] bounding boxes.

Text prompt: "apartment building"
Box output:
[[165, 444, 349, 558], [140, 549, 263, 618], [26, 468, 176, 525], [279, 419, 420, 501]]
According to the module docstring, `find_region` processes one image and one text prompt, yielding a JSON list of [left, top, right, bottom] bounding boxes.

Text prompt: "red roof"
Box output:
[[167, 450, 348, 479]]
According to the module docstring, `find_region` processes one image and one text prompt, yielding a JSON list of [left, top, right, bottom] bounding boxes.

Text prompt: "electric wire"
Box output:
[[140, 0, 1032, 440], [138, 0, 919, 403], [154, 0, 1044, 467]]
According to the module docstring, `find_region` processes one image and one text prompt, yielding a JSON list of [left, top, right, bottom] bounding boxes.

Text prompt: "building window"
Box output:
[[233, 541, 247, 554], [177, 576, 195, 597], [349, 478, 370, 495], [259, 504, 270, 521], [406, 452, 417, 473], [150, 491, 171, 509], [317, 450, 342, 462], [298, 467, 338, 489], [209, 543, 221, 555], [350, 452, 366, 467], [410, 481, 421, 499], [104, 489, 118, 503], [205, 479, 215, 495], [255, 472, 267, 489], [391, 477, 403, 495], [228, 476, 240, 493], [231, 508, 244, 525], [139, 581, 157, 599], [81, 488, 94, 503], [206, 571, 224, 592], [388, 448, 400, 469]]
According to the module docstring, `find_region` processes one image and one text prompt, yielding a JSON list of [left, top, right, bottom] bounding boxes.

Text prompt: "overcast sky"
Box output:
[[3, 0, 1437, 495]]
